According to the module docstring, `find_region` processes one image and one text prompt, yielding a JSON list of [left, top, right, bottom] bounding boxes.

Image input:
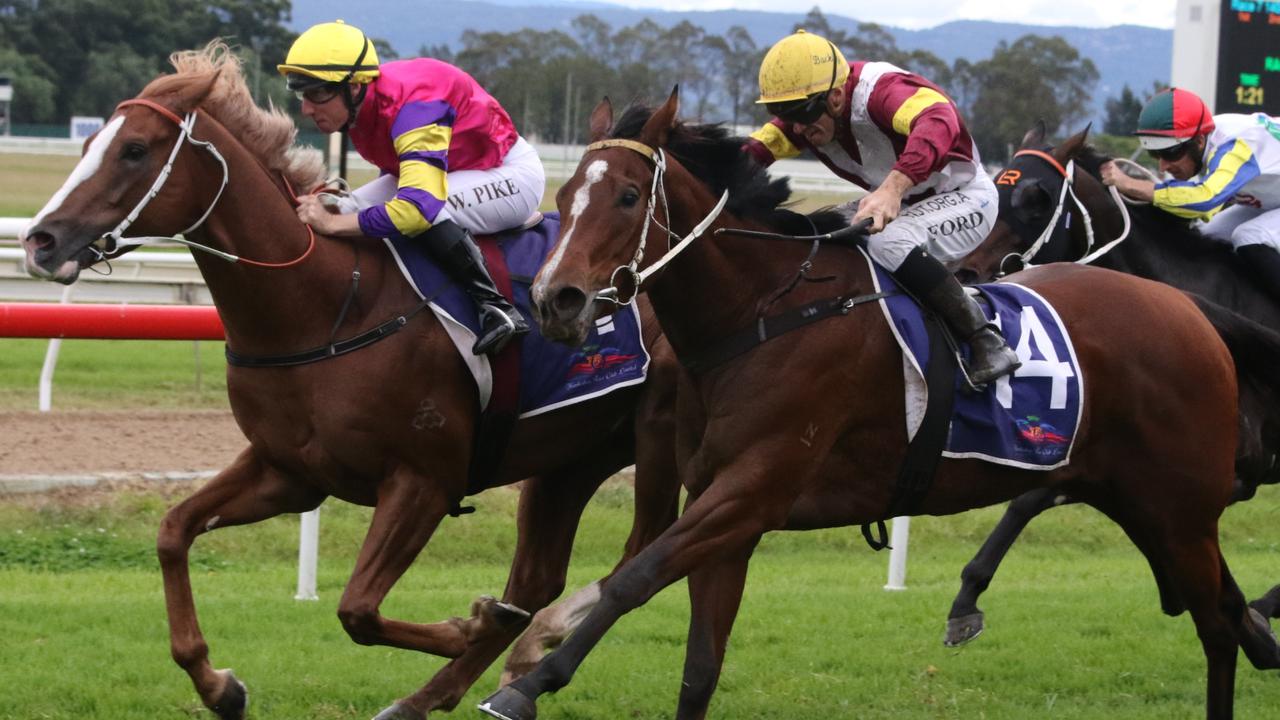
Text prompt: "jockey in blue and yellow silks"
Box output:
[[279, 20, 543, 355], [1101, 87, 1280, 304], [745, 30, 1018, 385]]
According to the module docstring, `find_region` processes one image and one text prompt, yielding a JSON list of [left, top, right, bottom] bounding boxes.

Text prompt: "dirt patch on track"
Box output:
[[0, 409, 245, 475]]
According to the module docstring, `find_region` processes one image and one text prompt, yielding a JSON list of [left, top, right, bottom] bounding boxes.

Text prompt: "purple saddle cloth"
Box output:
[[869, 256, 1082, 470], [385, 212, 650, 416]]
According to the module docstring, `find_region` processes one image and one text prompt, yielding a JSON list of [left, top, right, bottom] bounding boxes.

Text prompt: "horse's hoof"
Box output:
[[208, 669, 248, 720], [1250, 608, 1277, 639], [478, 686, 537, 720], [474, 595, 531, 629], [491, 600, 532, 627], [1241, 608, 1280, 670], [372, 702, 426, 720], [944, 612, 985, 647]]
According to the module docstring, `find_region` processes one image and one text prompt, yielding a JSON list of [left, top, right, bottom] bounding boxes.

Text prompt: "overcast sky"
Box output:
[[599, 0, 1177, 29]]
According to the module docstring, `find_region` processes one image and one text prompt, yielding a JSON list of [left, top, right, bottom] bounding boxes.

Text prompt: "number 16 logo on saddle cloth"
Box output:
[[866, 250, 1083, 470]]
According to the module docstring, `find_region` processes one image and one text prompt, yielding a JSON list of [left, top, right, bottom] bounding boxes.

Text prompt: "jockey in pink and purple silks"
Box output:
[[279, 20, 544, 355]]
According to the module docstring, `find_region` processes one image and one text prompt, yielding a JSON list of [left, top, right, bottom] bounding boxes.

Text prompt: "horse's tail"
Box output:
[[1188, 292, 1280, 401]]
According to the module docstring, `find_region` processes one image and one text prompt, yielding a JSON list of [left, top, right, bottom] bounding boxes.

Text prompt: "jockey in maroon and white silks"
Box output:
[[749, 30, 1016, 384], [744, 59, 996, 271]]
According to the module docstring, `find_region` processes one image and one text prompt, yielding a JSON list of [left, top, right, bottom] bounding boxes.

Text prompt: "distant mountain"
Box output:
[[289, 0, 1170, 126]]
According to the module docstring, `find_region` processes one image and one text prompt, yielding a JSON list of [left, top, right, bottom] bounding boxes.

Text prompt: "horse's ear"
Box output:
[[1057, 123, 1092, 162], [588, 97, 613, 142], [1019, 120, 1047, 149], [170, 68, 223, 114], [639, 85, 679, 148]]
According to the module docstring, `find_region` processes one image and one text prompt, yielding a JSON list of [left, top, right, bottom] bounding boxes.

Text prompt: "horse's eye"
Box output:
[[620, 189, 640, 208], [122, 143, 147, 162]]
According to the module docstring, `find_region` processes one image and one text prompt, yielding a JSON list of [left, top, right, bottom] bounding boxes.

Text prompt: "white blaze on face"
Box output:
[[534, 159, 608, 297], [30, 116, 126, 228]]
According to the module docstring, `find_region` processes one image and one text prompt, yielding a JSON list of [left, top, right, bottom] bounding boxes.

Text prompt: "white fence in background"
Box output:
[[0, 136, 850, 193]]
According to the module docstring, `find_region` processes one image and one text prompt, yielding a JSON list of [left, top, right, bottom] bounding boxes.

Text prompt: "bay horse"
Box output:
[[946, 122, 1280, 647], [19, 45, 683, 720], [477, 90, 1280, 720]]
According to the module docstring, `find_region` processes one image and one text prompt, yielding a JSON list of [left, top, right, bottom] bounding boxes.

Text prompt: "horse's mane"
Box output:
[[140, 41, 326, 191], [609, 105, 846, 237], [1073, 144, 1111, 178]]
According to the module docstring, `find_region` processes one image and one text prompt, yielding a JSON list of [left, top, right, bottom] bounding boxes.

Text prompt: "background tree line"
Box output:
[[448, 7, 1135, 162], [0, 1, 1149, 162], [0, 0, 296, 125]]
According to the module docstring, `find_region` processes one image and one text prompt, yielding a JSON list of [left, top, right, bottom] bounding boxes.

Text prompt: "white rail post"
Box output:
[[295, 508, 320, 600], [884, 516, 911, 591], [38, 284, 76, 412]]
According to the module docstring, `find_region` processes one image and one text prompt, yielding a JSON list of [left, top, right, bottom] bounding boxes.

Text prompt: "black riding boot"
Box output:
[[892, 247, 1020, 385], [1237, 244, 1280, 307], [422, 219, 529, 355]]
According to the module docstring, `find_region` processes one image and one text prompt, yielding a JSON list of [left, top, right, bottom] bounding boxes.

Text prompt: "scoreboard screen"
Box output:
[[1215, 1, 1280, 115]]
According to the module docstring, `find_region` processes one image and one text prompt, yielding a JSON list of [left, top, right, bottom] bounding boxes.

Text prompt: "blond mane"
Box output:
[[140, 41, 326, 190]]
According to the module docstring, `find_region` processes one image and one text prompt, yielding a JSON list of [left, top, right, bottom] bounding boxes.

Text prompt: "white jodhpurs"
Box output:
[[1198, 203, 1280, 253], [864, 170, 998, 271], [350, 137, 546, 235]]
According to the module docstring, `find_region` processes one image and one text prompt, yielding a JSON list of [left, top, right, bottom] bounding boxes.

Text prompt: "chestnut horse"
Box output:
[[19, 46, 682, 720], [476, 91, 1280, 720], [945, 123, 1280, 647]]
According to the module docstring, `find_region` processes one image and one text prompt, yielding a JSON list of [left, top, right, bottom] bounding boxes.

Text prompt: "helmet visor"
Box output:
[[1137, 133, 1188, 151]]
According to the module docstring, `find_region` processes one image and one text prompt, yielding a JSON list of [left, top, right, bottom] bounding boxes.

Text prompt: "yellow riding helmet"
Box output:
[[277, 20, 380, 85], [756, 30, 850, 104]]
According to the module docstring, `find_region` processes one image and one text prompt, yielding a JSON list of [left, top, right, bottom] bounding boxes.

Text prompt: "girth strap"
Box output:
[[225, 299, 432, 368], [679, 290, 893, 374], [860, 313, 958, 550]]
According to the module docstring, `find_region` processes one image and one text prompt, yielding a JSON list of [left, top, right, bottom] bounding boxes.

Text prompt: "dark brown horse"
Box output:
[[945, 123, 1280, 647], [476, 91, 1280, 720], [19, 45, 683, 720]]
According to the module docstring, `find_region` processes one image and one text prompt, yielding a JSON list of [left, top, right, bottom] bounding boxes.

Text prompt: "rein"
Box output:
[[98, 98, 317, 269], [681, 220, 881, 373], [583, 138, 729, 305], [1002, 149, 1132, 274]]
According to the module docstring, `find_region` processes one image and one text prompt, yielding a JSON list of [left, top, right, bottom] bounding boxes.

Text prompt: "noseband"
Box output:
[[583, 138, 728, 305], [1000, 149, 1132, 275], [98, 98, 315, 269]]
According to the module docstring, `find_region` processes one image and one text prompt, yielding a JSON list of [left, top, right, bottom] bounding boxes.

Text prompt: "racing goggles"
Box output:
[[768, 93, 829, 126], [1146, 141, 1194, 162], [295, 83, 343, 104], [285, 73, 344, 104]]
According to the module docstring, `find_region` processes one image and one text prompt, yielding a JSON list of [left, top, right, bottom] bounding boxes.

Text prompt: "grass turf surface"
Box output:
[[5, 152, 1277, 719], [2, 480, 1278, 719]]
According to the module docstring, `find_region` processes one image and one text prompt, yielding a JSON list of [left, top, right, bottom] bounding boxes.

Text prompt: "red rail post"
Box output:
[[0, 303, 224, 340]]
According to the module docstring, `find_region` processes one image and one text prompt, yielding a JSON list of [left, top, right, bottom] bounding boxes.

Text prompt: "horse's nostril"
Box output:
[[551, 286, 588, 322], [26, 231, 56, 250]]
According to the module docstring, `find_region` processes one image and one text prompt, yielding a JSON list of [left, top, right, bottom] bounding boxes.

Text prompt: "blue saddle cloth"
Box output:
[[385, 212, 649, 417], [867, 255, 1083, 470]]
